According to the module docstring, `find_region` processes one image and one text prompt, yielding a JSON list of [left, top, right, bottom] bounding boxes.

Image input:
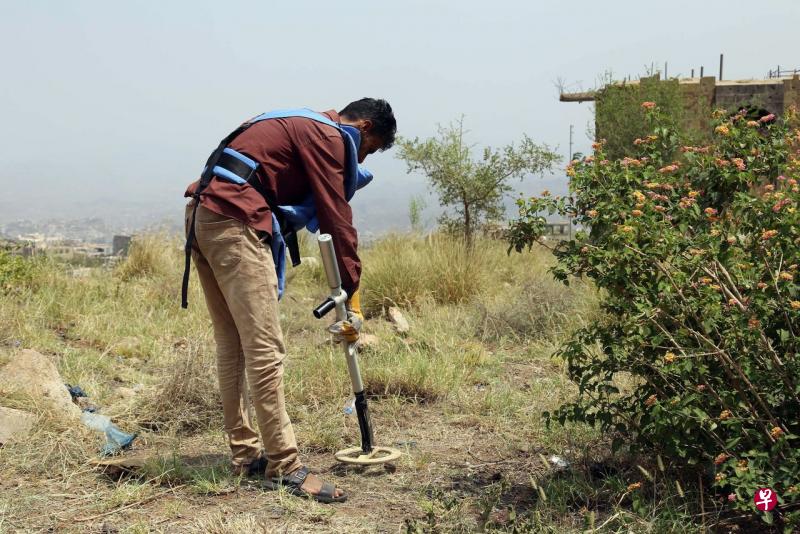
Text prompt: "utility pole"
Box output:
[[569, 124, 574, 161], [568, 124, 574, 240], [719, 53, 724, 80]]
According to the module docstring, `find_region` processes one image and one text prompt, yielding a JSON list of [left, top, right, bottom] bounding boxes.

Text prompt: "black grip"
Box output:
[[313, 298, 336, 319]]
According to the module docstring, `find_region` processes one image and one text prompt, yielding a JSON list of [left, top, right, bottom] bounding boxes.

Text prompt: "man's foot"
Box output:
[[265, 465, 347, 503], [232, 450, 268, 477]]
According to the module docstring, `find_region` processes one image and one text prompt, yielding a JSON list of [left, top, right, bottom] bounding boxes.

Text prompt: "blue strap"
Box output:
[[270, 213, 287, 299]]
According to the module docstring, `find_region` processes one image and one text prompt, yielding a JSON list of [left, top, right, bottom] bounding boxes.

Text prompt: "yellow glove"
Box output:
[[347, 289, 364, 322]]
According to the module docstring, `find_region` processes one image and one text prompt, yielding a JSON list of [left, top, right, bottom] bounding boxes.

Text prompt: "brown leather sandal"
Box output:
[[264, 465, 347, 504]]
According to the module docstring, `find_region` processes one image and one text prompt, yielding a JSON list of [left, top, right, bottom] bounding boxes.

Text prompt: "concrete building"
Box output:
[[561, 74, 800, 142]]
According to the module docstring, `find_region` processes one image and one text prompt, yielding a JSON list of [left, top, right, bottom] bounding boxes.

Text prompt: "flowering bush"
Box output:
[[508, 104, 800, 525]]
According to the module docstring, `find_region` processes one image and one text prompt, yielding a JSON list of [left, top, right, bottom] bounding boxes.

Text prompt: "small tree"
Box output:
[[397, 117, 560, 246]]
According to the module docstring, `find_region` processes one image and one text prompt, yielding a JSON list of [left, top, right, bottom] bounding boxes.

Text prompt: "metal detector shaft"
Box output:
[[314, 234, 374, 453]]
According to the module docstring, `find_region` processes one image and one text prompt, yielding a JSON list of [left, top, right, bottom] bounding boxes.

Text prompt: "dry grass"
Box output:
[[0, 231, 618, 532], [360, 233, 501, 313], [115, 234, 176, 282], [132, 341, 222, 434]]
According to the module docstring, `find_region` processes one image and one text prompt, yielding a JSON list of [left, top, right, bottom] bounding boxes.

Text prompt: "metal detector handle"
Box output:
[[316, 234, 348, 322]]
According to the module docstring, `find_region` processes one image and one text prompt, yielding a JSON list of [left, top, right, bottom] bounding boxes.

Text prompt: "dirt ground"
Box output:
[[4, 384, 559, 533]]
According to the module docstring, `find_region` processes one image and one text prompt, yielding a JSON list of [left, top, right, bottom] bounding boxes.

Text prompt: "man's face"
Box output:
[[358, 132, 383, 163], [352, 119, 383, 163]]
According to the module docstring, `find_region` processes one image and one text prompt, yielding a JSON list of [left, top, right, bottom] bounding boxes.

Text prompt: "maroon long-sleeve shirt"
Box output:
[[185, 110, 360, 294]]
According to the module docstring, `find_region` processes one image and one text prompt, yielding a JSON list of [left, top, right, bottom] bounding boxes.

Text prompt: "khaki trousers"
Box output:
[[185, 203, 301, 477]]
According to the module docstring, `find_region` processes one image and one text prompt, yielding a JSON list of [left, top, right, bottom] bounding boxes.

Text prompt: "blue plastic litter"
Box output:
[[65, 384, 88, 399], [66, 383, 137, 456], [80, 412, 137, 457]]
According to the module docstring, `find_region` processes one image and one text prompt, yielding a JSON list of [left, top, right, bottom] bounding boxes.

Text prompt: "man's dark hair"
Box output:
[[339, 98, 397, 150]]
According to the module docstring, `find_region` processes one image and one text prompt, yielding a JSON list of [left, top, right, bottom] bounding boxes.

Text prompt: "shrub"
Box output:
[[0, 249, 42, 294], [509, 104, 800, 526]]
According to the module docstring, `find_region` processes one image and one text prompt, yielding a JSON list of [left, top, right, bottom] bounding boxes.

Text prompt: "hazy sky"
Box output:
[[1, 0, 798, 230]]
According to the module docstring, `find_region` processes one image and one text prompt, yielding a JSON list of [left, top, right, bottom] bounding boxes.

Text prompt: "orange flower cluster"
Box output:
[[678, 196, 697, 209], [715, 125, 730, 136], [770, 427, 784, 439], [631, 209, 643, 217], [680, 145, 711, 153], [627, 482, 642, 491], [719, 410, 732, 420], [644, 394, 658, 407], [779, 271, 794, 281], [633, 135, 658, 146], [658, 164, 680, 174], [731, 158, 746, 171], [773, 198, 791, 212], [737, 459, 748, 469], [664, 352, 676, 363], [619, 225, 635, 233], [704, 207, 718, 217], [746, 120, 759, 128], [790, 301, 800, 310], [641, 101, 656, 110], [621, 157, 643, 167], [587, 209, 599, 218], [757, 282, 768, 289], [714, 453, 730, 465], [761, 229, 779, 240], [715, 158, 730, 168]]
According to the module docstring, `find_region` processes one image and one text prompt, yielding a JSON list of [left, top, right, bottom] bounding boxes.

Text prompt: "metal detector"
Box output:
[[312, 234, 402, 466]]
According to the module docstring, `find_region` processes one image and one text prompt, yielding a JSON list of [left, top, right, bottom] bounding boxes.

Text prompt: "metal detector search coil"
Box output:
[[312, 234, 402, 466]]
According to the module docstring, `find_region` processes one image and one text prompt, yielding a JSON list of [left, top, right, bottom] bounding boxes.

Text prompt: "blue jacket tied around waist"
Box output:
[[210, 108, 373, 299]]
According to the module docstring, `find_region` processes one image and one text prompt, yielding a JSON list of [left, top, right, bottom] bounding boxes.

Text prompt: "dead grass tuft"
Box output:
[[115, 234, 176, 282], [133, 342, 221, 434]]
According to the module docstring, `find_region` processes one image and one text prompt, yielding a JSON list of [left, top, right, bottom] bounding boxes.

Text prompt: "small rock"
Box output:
[[358, 333, 380, 349], [387, 307, 410, 333], [0, 406, 36, 445], [549, 455, 570, 469], [0, 349, 80, 419]]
